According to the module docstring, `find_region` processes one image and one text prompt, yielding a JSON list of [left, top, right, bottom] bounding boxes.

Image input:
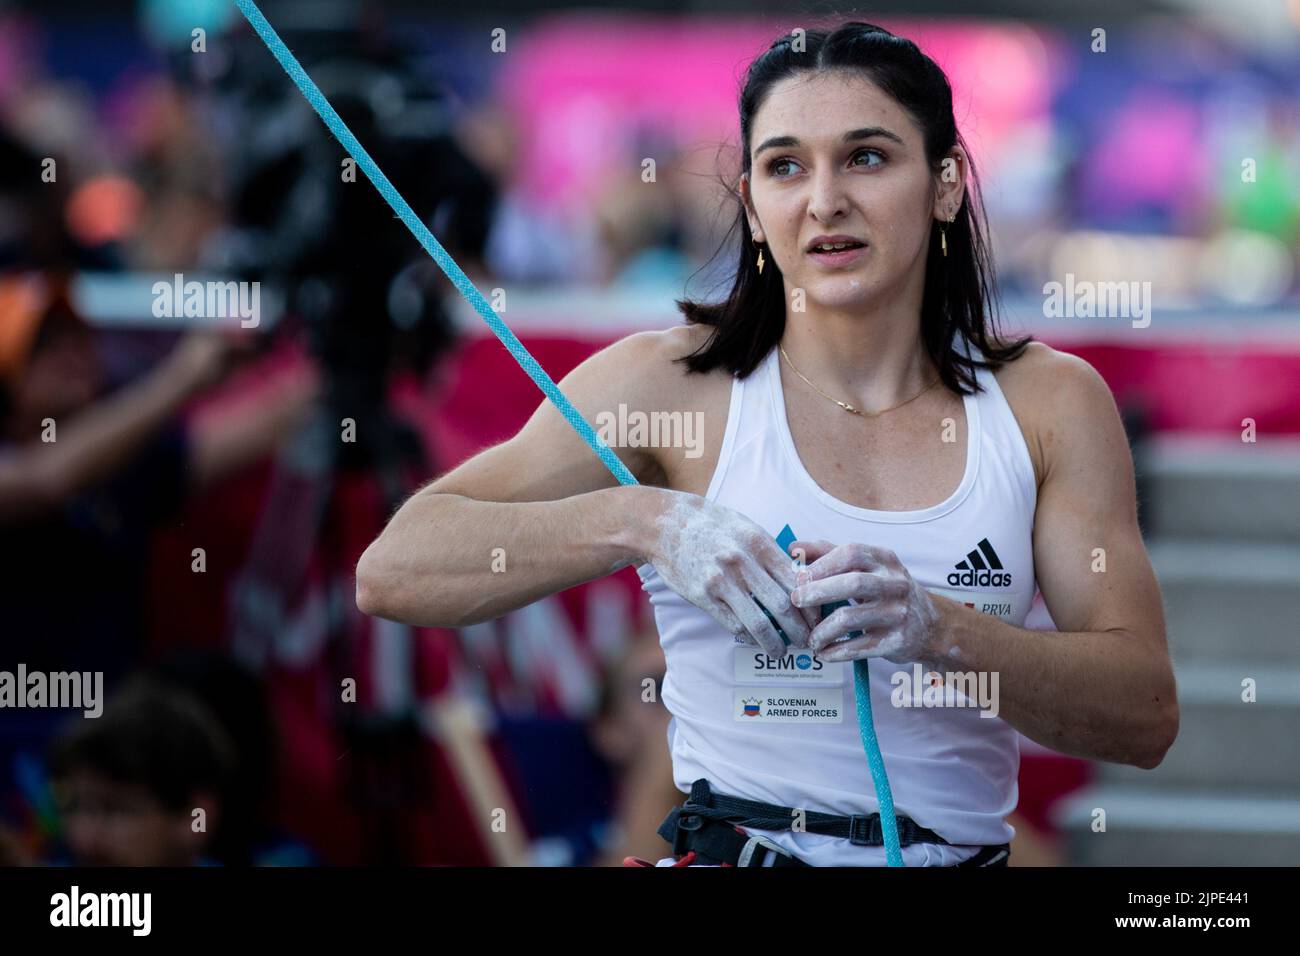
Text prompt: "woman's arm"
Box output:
[[926, 349, 1178, 767], [355, 331, 666, 627], [356, 327, 814, 655], [356, 480, 664, 628]]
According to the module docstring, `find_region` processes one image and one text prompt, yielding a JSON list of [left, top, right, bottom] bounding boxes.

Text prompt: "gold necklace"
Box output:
[[779, 343, 941, 417]]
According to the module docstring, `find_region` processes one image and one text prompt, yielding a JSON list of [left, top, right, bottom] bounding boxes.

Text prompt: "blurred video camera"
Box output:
[[197, 2, 496, 411]]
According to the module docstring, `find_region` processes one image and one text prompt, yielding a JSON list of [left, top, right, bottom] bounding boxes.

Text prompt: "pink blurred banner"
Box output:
[[495, 16, 1062, 212]]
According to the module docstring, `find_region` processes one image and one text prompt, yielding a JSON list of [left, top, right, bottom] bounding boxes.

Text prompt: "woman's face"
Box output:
[[742, 70, 962, 314]]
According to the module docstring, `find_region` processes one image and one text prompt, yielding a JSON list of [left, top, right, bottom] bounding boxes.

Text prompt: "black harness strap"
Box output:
[[657, 808, 809, 867], [663, 778, 949, 848], [657, 779, 1012, 868]]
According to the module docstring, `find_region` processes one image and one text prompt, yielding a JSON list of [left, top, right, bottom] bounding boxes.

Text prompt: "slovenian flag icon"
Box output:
[[743, 699, 762, 717]]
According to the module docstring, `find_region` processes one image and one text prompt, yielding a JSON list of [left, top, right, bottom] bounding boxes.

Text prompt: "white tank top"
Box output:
[[636, 337, 1039, 866]]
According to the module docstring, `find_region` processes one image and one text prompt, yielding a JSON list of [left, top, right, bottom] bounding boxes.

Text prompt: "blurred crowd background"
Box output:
[[1, 0, 1298, 867]]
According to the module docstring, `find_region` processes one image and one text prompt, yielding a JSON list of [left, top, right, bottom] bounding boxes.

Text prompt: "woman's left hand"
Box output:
[[788, 539, 943, 665]]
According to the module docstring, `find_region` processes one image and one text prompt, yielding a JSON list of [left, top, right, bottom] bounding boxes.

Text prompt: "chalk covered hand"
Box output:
[[788, 539, 942, 665], [643, 490, 819, 658]]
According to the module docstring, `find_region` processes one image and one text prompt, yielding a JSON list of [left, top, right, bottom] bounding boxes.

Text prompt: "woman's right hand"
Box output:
[[641, 489, 817, 657]]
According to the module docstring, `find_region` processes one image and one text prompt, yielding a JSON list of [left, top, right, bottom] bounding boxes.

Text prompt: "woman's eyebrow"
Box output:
[[754, 126, 904, 158]]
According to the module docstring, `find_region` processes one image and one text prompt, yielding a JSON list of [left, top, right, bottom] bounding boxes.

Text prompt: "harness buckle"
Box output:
[[847, 814, 881, 846], [736, 833, 791, 868], [672, 811, 704, 857]]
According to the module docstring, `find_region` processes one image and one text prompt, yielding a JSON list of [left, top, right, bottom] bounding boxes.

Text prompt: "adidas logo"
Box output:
[[947, 538, 1012, 587]]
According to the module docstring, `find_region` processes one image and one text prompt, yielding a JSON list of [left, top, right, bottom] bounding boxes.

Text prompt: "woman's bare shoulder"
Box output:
[[990, 339, 1115, 490], [603, 322, 732, 411], [583, 323, 733, 492], [992, 339, 1107, 397]]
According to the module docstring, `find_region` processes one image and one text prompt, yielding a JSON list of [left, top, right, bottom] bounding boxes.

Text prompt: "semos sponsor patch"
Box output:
[[733, 646, 846, 684]]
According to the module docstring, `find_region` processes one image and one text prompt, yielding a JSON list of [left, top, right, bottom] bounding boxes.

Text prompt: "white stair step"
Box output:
[[1147, 540, 1300, 665], [1053, 786, 1300, 865], [1142, 436, 1300, 541], [1097, 664, 1300, 791]]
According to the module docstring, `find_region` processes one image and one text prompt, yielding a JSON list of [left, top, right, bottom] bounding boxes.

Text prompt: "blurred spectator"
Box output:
[[588, 627, 680, 866], [146, 649, 316, 866], [0, 271, 317, 831], [591, 166, 695, 290], [0, 283, 314, 663], [1218, 94, 1300, 244], [459, 103, 603, 285], [46, 676, 234, 866]]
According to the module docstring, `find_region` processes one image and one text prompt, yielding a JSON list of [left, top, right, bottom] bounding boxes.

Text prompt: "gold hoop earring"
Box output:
[[753, 238, 765, 275]]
